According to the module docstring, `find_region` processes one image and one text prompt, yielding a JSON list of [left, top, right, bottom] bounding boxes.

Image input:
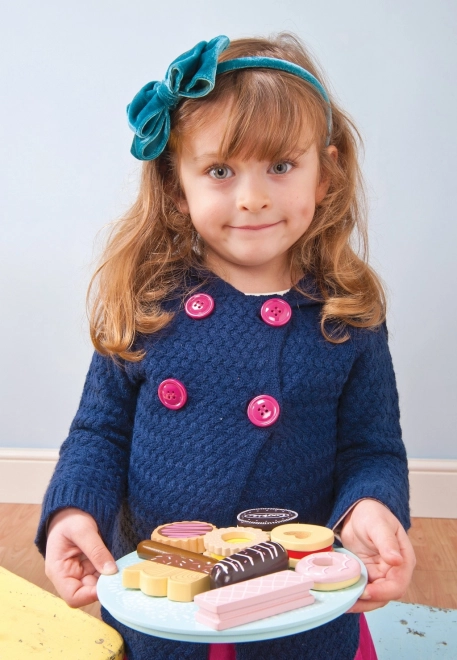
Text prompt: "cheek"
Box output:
[[282, 184, 316, 214], [187, 205, 219, 239], [288, 197, 316, 225], [186, 190, 226, 226]]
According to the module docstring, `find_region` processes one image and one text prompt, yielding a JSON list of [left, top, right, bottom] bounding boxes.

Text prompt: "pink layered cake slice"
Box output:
[[194, 570, 314, 630]]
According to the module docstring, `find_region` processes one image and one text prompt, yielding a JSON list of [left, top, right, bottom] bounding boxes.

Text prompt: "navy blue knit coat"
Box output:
[[36, 275, 410, 660]]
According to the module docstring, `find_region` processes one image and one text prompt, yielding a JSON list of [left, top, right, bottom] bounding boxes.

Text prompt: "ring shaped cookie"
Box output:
[[204, 527, 269, 557], [295, 551, 361, 591], [270, 523, 334, 553]]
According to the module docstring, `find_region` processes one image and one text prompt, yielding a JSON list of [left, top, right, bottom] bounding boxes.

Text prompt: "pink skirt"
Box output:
[[207, 614, 377, 660]]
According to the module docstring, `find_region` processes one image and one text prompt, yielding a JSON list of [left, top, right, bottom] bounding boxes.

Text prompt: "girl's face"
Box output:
[[177, 105, 336, 292]]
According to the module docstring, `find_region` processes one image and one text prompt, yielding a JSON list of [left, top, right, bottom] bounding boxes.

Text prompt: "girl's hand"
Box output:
[[45, 508, 118, 607], [340, 499, 416, 613]]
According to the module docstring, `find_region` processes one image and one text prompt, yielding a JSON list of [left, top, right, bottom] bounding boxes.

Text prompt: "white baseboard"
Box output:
[[0, 449, 59, 505], [0, 450, 456, 518], [408, 459, 457, 518]]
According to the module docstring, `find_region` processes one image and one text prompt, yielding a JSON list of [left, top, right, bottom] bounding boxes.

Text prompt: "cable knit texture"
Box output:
[[36, 275, 410, 660]]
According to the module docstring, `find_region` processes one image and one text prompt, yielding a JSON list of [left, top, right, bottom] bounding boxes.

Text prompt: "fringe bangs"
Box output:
[[171, 69, 328, 164]]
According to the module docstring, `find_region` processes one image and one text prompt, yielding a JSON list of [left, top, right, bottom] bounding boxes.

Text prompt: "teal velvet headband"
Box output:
[[127, 35, 332, 161]]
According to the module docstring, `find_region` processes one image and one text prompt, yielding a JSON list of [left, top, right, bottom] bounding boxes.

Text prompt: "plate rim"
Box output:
[[97, 547, 367, 643]]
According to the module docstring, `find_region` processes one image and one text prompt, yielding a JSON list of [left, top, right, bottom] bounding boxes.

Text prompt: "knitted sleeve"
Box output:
[[35, 351, 140, 556], [327, 323, 410, 531]]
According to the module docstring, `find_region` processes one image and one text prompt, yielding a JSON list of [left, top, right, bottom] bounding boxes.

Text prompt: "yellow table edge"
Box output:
[[0, 565, 124, 658]]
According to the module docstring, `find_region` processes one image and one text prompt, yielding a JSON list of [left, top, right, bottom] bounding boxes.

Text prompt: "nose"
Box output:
[[236, 173, 271, 213]]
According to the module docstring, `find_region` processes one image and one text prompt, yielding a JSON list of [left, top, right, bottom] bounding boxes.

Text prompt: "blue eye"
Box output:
[[270, 162, 293, 174], [209, 165, 233, 179]]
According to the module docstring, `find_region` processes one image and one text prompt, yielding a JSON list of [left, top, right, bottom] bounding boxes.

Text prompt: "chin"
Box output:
[[234, 258, 278, 269]]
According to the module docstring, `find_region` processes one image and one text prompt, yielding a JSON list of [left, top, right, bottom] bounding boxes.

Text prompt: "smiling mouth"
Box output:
[[231, 221, 282, 231]]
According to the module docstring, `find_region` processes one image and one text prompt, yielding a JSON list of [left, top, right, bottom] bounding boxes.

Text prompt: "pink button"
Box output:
[[247, 395, 280, 427], [158, 379, 188, 410], [184, 293, 215, 319], [260, 298, 292, 327]]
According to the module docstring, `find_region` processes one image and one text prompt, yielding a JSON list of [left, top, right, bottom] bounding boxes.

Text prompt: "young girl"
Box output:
[[36, 33, 415, 660]]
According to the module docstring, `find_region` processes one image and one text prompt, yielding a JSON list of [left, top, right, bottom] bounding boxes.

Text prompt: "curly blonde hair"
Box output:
[[89, 33, 385, 360]]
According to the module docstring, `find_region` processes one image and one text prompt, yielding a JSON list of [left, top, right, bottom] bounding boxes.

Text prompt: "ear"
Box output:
[[316, 145, 338, 204], [170, 179, 189, 214], [176, 195, 190, 215], [163, 154, 190, 214]]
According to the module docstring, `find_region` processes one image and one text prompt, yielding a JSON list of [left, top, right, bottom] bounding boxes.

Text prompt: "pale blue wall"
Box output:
[[0, 0, 455, 457]]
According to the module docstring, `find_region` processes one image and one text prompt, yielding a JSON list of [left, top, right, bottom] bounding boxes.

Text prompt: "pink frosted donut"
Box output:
[[295, 551, 361, 591]]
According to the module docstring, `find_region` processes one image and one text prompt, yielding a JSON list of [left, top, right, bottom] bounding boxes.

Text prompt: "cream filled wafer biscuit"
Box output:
[[237, 507, 298, 531], [210, 541, 288, 588], [295, 551, 361, 591], [151, 521, 215, 553], [204, 526, 269, 558], [137, 539, 218, 570], [122, 560, 210, 602], [195, 570, 313, 614], [195, 594, 315, 630], [194, 571, 314, 630]]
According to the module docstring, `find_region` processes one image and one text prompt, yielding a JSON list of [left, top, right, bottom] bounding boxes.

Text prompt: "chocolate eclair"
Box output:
[[210, 541, 288, 589]]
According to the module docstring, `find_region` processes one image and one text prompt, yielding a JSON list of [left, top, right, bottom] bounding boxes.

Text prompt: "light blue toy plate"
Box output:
[[97, 548, 367, 643]]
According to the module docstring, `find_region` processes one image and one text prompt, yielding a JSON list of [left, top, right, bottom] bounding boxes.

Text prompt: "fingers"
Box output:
[[397, 524, 417, 570], [45, 509, 118, 608], [347, 599, 389, 614], [371, 528, 415, 595], [340, 500, 405, 564], [362, 567, 407, 604], [339, 502, 416, 617], [369, 519, 403, 567], [76, 527, 118, 576], [45, 555, 101, 607], [57, 573, 99, 608], [56, 528, 117, 606], [348, 526, 416, 612]]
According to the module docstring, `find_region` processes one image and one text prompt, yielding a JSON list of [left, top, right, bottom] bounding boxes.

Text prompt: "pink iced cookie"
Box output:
[[152, 521, 215, 554], [194, 570, 314, 630], [295, 551, 361, 591]]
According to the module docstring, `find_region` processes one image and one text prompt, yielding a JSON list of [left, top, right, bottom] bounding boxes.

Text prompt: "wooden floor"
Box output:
[[0, 504, 456, 621]]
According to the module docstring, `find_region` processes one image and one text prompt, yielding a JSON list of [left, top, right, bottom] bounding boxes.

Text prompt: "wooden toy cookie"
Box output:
[[210, 541, 288, 588], [203, 526, 269, 559], [151, 521, 215, 553], [194, 571, 314, 630], [270, 523, 334, 567], [137, 539, 218, 573], [237, 507, 298, 531], [122, 560, 210, 602], [295, 551, 361, 591]]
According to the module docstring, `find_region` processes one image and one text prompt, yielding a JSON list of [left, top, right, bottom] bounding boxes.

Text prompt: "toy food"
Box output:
[[151, 521, 215, 553], [204, 526, 269, 559], [143, 551, 215, 575], [237, 507, 298, 531], [137, 539, 218, 573], [122, 560, 210, 602], [295, 551, 361, 591], [194, 571, 314, 630], [270, 523, 334, 567], [210, 542, 288, 589]]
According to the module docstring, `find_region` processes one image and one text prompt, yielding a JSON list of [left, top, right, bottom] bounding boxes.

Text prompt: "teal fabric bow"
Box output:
[[127, 35, 333, 160], [127, 35, 230, 160]]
